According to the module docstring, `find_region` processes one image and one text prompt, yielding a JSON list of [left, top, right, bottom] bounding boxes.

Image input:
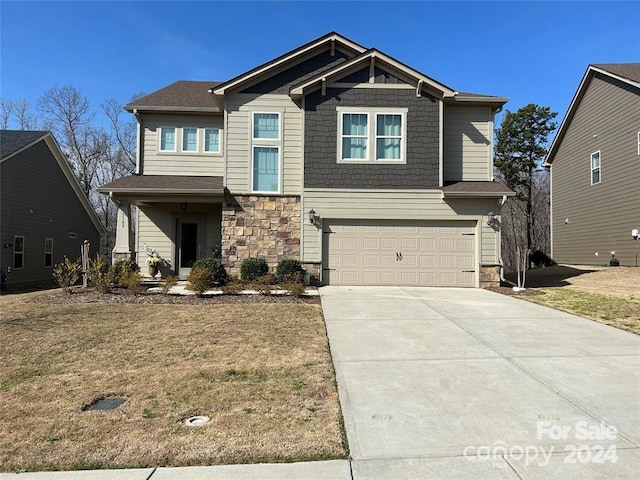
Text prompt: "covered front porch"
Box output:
[[98, 175, 224, 278]]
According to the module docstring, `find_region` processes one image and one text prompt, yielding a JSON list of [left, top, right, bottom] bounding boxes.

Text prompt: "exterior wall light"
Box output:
[[309, 209, 317, 226], [487, 212, 497, 228]]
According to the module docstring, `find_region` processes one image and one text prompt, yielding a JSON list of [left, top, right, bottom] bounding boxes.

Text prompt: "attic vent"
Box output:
[[68, 232, 78, 239]]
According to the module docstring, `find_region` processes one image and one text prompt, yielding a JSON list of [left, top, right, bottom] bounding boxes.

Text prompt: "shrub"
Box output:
[[160, 276, 179, 295], [109, 259, 140, 286], [186, 266, 211, 297], [221, 276, 248, 295], [123, 271, 146, 295], [252, 274, 275, 295], [191, 257, 228, 286], [240, 257, 269, 281], [275, 259, 305, 284], [282, 282, 306, 298], [88, 257, 113, 294], [53, 257, 82, 293]]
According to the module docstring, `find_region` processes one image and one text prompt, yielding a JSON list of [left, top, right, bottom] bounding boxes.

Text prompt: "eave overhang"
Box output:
[[441, 181, 515, 198], [98, 175, 225, 204]]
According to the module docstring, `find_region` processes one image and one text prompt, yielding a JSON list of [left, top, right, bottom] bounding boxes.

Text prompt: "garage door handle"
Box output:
[[396, 252, 403, 261]]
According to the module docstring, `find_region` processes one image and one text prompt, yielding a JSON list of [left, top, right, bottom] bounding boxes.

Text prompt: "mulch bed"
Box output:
[[25, 288, 321, 305]]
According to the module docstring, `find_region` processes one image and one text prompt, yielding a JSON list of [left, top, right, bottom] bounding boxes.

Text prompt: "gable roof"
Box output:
[[545, 63, 640, 166], [442, 181, 515, 198], [0, 130, 106, 236], [211, 32, 366, 97], [125, 81, 223, 113], [0, 130, 50, 159]]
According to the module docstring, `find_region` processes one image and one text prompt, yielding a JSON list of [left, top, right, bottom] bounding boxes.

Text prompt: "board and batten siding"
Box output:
[[551, 73, 640, 266], [140, 113, 224, 176], [226, 93, 302, 194], [136, 204, 222, 274], [443, 105, 493, 182], [301, 189, 499, 265]]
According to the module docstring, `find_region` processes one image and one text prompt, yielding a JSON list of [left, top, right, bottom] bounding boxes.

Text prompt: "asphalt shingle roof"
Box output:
[[592, 63, 640, 84], [97, 175, 224, 193], [0, 130, 49, 159], [125, 81, 223, 112]]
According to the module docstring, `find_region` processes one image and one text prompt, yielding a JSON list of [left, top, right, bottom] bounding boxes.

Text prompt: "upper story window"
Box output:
[[591, 151, 601, 185], [44, 238, 53, 268], [204, 128, 220, 153], [159, 127, 176, 152], [337, 108, 406, 163], [182, 128, 198, 152], [251, 112, 281, 193], [253, 113, 280, 140], [14, 236, 24, 269]]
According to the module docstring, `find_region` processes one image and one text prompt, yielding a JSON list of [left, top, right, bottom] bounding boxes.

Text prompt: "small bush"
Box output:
[[53, 257, 82, 293], [186, 266, 211, 297], [282, 282, 306, 298], [192, 257, 228, 286], [221, 276, 248, 295], [276, 259, 305, 284], [240, 257, 269, 281], [160, 276, 179, 295], [123, 271, 146, 295], [88, 257, 113, 294], [252, 274, 275, 295], [110, 259, 140, 286]]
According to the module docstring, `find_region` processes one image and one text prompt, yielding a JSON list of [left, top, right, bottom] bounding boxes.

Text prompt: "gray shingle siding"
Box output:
[[241, 50, 350, 95], [304, 87, 440, 189]]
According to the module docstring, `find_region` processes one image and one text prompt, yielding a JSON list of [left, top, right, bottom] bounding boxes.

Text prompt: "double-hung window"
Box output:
[[159, 127, 176, 152], [44, 238, 53, 268], [13, 236, 24, 269], [591, 151, 601, 185], [204, 128, 220, 153], [338, 108, 406, 163], [252, 113, 281, 193], [182, 128, 198, 152]]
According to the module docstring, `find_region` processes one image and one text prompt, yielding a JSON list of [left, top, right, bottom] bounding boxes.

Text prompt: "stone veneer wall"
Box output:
[[479, 264, 501, 288], [222, 194, 301, 276]]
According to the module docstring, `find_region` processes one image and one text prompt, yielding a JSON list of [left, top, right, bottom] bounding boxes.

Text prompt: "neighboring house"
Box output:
[[545, 64, 640, 267], [98, 32, 513, 287], [1, 130, 105, 287]]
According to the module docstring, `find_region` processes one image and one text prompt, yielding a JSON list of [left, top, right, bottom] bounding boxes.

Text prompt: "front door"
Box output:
[[177, 219, 202, 277]]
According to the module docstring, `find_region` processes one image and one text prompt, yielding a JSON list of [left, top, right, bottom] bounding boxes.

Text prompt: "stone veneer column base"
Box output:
[[301, 262, 322, 286], [479, 264, 501, 288], [111, 250, 132, 265], [222, 194, 301, 277]]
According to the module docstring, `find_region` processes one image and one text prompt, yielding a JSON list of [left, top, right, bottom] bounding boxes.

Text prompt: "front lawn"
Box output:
[[0, 293, 346, 472]]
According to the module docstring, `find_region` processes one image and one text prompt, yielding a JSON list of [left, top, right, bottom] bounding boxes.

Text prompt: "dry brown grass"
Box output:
[[0, 292, 345, 472]]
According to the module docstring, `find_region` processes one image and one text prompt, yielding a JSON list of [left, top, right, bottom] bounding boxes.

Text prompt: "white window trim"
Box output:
[[251, 146, 281, 194], [181, 127, 199, 153], [158, 126, 177, 153], [13, 235, 24, 270], [44, 238, 53, 268], [252, 112, 282, 142], [203, 128, 222, 154], [591, 150, 601, 185], [336, 107, 407, 164]]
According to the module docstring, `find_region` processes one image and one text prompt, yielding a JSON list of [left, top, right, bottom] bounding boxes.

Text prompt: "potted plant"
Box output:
[[145, 246, 164, 278]]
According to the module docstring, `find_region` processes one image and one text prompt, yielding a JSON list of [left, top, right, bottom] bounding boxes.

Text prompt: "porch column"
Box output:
[[112, 200, 132, 263]]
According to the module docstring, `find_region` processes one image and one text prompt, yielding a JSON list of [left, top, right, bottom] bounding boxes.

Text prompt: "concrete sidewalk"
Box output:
[[0, 460, 351, 480], [321, 286, 640, 479]]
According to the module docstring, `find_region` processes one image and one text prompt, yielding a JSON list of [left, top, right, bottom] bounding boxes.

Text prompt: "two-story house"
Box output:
[[98, 32, 513, 287], [545, 63, 640, 267]]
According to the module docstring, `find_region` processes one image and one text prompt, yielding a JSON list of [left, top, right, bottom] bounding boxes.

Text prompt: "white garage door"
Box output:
[[323, 220, 476, 287]]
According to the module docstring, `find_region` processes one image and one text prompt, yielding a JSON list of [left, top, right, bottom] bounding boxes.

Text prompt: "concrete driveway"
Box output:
[[320, 286, 640, 479]]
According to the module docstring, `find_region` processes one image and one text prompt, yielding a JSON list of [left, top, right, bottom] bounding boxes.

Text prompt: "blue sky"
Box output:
[[1, 1, 638, 129]]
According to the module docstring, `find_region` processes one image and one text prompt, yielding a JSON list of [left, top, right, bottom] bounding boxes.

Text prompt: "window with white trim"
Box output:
[[13, 236, 24, 269], [337, 108, 406, 163], [44, 238, 53, 268], [159, 127, 176, 152], [251, 112, 281, 193], [182, 127, 198, 152], [591, 151, 601, 185], [204, 128, 220, 153]]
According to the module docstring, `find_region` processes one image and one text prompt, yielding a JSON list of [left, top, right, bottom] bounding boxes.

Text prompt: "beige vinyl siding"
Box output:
[[301, 189, 499, 264], [140, 113, 224, 176], [226, 93, 302, 194], [551, 74, 640, 266], [443, 105, 493, 181], [136, 203, 222, 274]]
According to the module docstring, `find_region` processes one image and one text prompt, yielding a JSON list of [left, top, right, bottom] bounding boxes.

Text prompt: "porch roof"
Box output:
[[98, 175, 225, 197]]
